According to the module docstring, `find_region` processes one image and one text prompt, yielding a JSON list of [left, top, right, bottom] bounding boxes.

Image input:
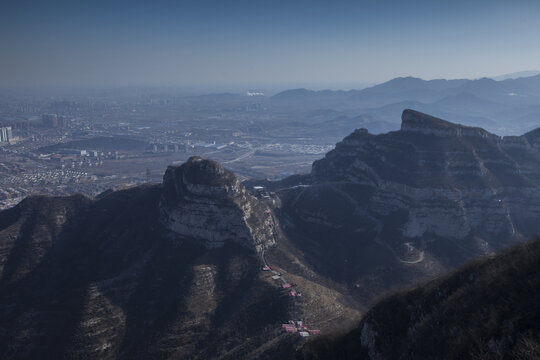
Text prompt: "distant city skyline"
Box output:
[[1, 0, 539, 88]]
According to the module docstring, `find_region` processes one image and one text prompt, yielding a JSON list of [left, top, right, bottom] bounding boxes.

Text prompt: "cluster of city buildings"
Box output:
[[42, 114, 68, 127], [0, 93, 328, 210], [0, 126, 13, 143]]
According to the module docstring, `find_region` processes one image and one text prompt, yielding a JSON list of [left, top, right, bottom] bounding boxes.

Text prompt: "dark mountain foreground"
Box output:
[[298, 236, 540, 360], [0, 157, 359, 359]]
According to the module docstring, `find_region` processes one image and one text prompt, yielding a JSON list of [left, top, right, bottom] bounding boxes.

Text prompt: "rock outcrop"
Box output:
[[160, 156, 275, 252], [0, 157, 360, 360], [0, 164, 287, 360], [272, 109, 540, 299], [524, 127, 540, 151], [400, 109, 498, 139]]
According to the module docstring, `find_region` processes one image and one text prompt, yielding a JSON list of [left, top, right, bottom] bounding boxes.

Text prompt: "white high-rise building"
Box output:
[[0, 126, 13, 143]]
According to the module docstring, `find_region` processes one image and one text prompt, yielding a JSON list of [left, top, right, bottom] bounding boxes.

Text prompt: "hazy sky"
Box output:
[[1, 0, 539, 89]]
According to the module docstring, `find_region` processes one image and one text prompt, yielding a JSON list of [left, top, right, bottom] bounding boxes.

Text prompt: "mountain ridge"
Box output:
[[253, 109, 540, 305], [0, 156, 360, 359], [272, 75, 540, 101], [270, 75, 540, 135], [298, 236, 540, 360], [400, 109, 499, 138]]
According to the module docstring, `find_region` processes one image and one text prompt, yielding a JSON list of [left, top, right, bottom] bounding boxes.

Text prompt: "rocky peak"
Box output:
[[401, 109, 499, 139], [180, 156, 237, 188], [301, 110, 540, 259], [160, 157, 275, 252], [162, 157, 241, 205]]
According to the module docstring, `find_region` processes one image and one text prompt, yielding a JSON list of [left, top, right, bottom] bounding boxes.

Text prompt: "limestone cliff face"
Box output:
[[274, 110, 540, 290], [307, 109, 540, 244], [160, 156, 275, 252]]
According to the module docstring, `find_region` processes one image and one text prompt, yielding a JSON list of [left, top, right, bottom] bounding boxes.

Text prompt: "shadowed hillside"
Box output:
[[0, 157, 359, 359], [298, 236, 540, 359]]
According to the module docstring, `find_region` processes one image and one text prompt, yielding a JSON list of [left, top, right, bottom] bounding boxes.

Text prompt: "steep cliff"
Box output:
[[270, 109, 540, 301], [160, 156, 275, 252]]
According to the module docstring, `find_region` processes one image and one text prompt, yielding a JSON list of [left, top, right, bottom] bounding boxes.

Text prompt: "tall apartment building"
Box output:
[[0, 126, 13, 143]]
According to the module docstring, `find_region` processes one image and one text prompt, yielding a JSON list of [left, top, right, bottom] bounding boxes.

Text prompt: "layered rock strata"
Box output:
[[273, 110, 540, 290], [160, 156, 275, 252]]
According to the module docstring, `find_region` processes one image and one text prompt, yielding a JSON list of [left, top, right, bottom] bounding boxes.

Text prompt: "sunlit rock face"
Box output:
[[160, 156, 275, 252]]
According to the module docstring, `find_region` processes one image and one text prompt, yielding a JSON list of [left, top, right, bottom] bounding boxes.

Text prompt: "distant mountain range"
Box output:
[[491, 70, 540, 81], [270, 75, 540, 136], [273, 75, 540, 105]]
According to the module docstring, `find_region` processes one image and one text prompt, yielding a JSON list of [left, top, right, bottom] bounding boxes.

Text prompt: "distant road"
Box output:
[[224, 146, 255, 164]]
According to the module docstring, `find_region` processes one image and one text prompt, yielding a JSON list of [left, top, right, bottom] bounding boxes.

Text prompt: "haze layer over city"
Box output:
[[1, 0, 539, 208]]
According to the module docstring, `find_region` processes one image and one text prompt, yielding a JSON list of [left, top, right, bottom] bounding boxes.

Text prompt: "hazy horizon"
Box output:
[[2, 0, 540, 88], [2, 72, 540, 98]]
